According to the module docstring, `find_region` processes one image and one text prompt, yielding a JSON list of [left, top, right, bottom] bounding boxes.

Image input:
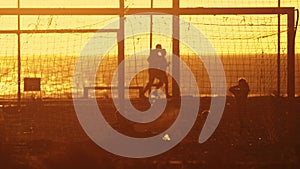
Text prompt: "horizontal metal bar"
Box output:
[[85, 86, 143, 90], [0, 7, 295, 15], [0, 8, 120, 15], [84, 86, 143, 98], [126, 7, 295, 15], [0, 29, 119, 34], [177, 7, 295, 15]]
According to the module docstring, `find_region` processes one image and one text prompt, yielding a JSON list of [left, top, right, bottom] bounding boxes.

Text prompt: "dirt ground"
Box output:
[[0, 96, 299, 169]]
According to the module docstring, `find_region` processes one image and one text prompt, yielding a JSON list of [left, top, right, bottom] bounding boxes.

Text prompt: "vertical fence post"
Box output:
[[287, 9, 295, 100], [277, 0, 281, 95], [150, 0, 153, 49], [118, 0, 125, 109], [172, 0, 180, 98], [287, 7, 296, 145], [17, 0, 21, 110]]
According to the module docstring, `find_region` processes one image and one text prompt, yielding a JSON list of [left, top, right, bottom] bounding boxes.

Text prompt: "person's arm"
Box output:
[[229, 85, 239, 95], [148, 49, 155, 63], [161, 49, 166, 57], [162, 55, 168, 66]]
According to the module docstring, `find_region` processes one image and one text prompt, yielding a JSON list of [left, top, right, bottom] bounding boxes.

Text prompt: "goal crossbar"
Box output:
[[0, 7, 295, 15]]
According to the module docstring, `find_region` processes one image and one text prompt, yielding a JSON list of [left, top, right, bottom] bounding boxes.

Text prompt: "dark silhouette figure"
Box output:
[[229, 78, 250, 130], [141, 44, 170, 98]]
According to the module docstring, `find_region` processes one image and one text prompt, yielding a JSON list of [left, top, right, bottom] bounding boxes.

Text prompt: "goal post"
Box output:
[[0, 7, 296, 102]]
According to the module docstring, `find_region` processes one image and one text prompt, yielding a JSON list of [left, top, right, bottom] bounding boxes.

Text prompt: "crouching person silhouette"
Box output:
[[229, 78, 250, 131]]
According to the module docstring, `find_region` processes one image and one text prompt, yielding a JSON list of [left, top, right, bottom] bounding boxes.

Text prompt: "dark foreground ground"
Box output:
[[0, 96, 299, 169]]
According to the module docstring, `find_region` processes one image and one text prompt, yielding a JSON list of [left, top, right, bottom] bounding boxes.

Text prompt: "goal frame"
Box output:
[[0, 2, 296, 106]]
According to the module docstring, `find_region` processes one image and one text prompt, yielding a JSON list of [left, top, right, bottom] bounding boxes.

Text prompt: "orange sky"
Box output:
[[0, 0, 299, 97], [0, 0, 298, 8], [0, 0, 299, 56]]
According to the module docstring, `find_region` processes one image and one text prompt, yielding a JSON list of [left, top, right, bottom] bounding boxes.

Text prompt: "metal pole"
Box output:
[[118, 0, 125, 108], [172, 0, 180, 98], [150, 0, 153, 49], [277, 0, 281, 95], [0, 7, 294, 15], [17, 0, 21, 110], [287, 8, 296, 145], [287, 9, 295, 100]]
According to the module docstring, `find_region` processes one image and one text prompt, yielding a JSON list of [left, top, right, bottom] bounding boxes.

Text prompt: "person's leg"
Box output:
[[142, 69, 155, 96], [156, 71, 164, 89], [163, 74, 170, 98], [157, 72, 170, 98]]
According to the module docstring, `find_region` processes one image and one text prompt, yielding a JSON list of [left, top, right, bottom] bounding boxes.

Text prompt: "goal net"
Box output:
[[0, 9, 299, 100]]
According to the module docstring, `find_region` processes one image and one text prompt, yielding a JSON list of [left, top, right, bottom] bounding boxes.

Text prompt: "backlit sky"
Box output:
[[0, 0, 297, 8], [0, 0, 299, 56], [0, 0, 299, 97]]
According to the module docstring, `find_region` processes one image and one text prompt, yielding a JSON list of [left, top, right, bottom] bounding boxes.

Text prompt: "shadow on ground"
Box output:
[[0, 96, 299, 169]]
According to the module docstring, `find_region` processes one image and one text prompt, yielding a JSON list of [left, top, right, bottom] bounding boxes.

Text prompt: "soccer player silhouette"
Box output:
[[141, 44, 170, 98]]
